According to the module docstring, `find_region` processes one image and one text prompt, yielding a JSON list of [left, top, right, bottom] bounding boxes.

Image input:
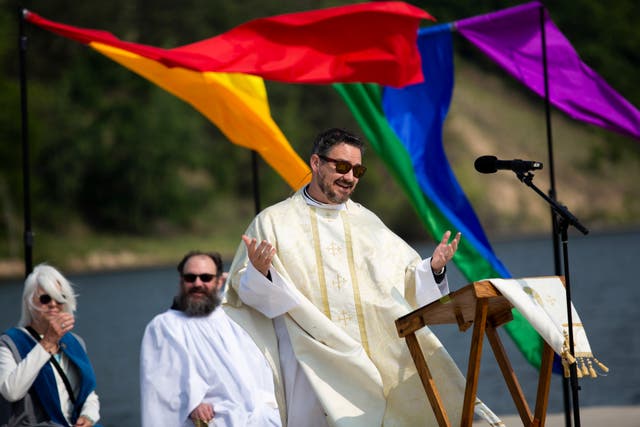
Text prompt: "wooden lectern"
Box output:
[[395, 280, 555, 427]]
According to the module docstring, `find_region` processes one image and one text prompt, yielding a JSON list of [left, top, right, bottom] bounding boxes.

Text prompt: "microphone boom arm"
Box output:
[[516, 171, 589, 235]]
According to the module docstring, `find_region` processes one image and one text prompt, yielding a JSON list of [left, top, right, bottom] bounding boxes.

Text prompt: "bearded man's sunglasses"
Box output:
[[318, 155, 367, 178], [182, 273, 217, 283]]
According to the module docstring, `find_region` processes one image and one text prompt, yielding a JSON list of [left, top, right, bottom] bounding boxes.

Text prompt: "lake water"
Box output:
[[1, 229, 639, 426]]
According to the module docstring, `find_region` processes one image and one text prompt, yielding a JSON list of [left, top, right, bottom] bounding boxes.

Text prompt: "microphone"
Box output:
[[474, 155, 543, 174]]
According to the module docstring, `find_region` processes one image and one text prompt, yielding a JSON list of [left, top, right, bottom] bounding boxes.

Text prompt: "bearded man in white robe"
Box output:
[[140, 251, 281, 427], [225, 128, 500, 426]]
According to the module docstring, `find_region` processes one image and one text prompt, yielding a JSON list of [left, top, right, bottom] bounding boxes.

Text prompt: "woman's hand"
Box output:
[[41, 312, 75, 349], [75, 415, 94, 427]]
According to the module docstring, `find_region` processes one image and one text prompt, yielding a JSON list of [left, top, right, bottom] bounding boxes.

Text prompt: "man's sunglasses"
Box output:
[[38, 294, 65, 305], [318, 155, 367, 178], [182, 273, 217, 283]]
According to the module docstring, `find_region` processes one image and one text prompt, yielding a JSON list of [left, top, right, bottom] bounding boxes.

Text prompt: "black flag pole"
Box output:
[[251, 150, 261, 215], [19, 7, 34, 277], [539, 5, 583, 427], [537, 5, 569, 426]]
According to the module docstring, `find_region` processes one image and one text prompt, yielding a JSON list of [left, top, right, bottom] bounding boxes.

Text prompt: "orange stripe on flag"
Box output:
[[90, 42, 310, 189]]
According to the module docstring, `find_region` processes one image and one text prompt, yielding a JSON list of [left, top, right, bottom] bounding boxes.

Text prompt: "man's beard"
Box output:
[[318, 174, 354, 204], [175, 287, 221, 317]]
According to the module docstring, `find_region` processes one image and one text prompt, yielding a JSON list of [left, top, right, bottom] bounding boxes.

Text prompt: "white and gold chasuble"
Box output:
[[225, 189, 498, 427]]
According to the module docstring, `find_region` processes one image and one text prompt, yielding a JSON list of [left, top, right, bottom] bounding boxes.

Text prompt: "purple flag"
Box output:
[[456, 1, 640, 140]]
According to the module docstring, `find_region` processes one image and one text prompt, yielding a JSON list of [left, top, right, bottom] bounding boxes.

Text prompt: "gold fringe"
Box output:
[[580, 359, 589, 377], [562, 350, 576, 365], [560, 328, 610, 379], [561, 331, 576, 379], [562, 331, 576, 365], [595, 358, 609, 373]]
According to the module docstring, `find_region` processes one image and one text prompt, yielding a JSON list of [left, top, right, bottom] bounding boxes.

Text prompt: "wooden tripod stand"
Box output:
[[395, 280, 555, 427]]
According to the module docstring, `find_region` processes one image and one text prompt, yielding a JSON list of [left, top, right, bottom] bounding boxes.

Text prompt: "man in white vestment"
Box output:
[[225, 128, 500, 426], [140, 251, 281, 427]]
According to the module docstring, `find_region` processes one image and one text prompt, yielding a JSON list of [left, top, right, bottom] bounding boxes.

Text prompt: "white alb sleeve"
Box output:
[[414, 257, 449, 307], [238, 262, 302, 318]]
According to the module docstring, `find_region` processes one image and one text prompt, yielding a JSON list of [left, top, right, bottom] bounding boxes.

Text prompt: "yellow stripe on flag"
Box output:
[[90, 42, 311, 190]]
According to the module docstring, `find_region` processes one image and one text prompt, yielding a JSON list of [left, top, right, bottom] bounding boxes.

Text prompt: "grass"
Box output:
[[0, 195, 254, 279], [1, 229, 247, 280]]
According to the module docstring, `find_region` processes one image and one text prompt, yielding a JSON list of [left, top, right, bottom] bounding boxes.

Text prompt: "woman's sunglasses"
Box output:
[[182, 273, 216, 283], [38, 294, 65, 305], [318, 155, 367, 178]]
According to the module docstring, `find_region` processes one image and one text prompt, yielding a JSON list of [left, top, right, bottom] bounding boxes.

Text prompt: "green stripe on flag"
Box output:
[[335, 82, 544, 369]]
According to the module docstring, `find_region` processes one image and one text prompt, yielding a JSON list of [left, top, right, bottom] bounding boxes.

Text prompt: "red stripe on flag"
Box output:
[[25, 2, 433, 87]]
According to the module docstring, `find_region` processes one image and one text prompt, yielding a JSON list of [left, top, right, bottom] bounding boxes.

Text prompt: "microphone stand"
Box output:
[[514, 170, 588, 427]]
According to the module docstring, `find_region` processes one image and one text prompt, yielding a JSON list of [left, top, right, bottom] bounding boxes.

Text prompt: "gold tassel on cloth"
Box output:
[[561, 331, 609, 378], [580, 358, 589, 377], [595, 358, 610, 373]]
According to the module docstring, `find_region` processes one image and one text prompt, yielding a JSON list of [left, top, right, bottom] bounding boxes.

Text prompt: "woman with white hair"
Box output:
[[0, 264, 101, 426]]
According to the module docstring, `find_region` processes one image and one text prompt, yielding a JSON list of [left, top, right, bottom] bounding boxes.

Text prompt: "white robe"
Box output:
[[225, 189, 500, 426], [140, 308, 281, 427]]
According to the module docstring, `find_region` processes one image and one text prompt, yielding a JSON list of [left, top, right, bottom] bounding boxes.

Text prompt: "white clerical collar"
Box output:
[[302, 185, 346, 210]]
